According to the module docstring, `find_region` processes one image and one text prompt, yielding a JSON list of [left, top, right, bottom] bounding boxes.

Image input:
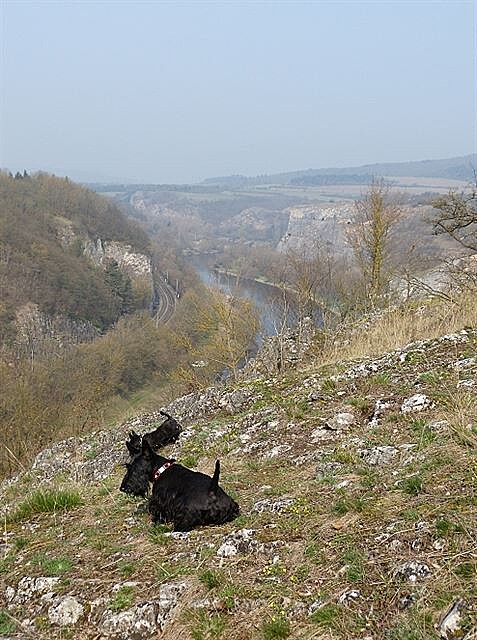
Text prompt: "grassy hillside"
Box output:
[[0, 294, 475, 639]]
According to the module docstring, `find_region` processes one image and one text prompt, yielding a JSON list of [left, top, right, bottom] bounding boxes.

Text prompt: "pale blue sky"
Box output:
[[0, 0, 475, 183]]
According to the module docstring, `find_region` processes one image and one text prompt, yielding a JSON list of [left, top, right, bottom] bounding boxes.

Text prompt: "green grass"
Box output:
[[410, 419, 437, 447], [262, 614, 291, 639], [333, 449, 357, 465], [156, 562, 191, 582], [454, 562, 475, 579], [371, 372, 391, 385], [188, 610, 227, 640], [219, 583, 243, 610], [180, 453, 199, 468], [385, 611, 435, 640], [401, 507, 421, 522], [321, 378, 337, 392], [32, 553, 73, 576], [343, 547, 364, 583], [332, 494, 365, 515], [118, 561, 136, 578], [84, 443, 99, 460], [199, 569, 222, 590], [401, 475, 423, 496], [13, 535, 29, 550], [310, 603, 341, 628], [419, 370, 444, 385], [0, 555, 14, 575], [10, 488, 83, 521], [349, 397, 373, 413], [0, 610, 16, 635], [148, 523, 172, 544], [109, 585, 135, 612], [304, 542, 325, 565], [435, 517, 464, 537]]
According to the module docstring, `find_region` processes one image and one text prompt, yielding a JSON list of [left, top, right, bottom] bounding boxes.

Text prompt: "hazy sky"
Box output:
[[0, 0, 475, 183]]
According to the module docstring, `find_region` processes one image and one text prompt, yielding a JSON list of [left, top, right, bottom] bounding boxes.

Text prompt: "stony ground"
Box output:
[[0, 327, 476, 640]]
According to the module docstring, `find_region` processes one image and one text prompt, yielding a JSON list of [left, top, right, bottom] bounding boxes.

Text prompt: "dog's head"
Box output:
[[160, 411, 182, 437], [119, 440, 167, 497]]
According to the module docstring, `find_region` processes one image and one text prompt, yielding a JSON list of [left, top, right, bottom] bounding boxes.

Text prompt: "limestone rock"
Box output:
[[48, 596, 84, 626], [359, 445, 398, 466], [308, 600, 325, 616], [395, 560, 431, 582], [368, 399, 393, 426], [99, 602, 158, 639], [12, 576, 59, 604], [99, 582, 187, 639], [401, 394, 431, 413], [217, 529, 257, 557], [217, 529, 284, 559], [437, 599, 466, 639], [253, 497, 294, 513], [338, 590, 360, 604], [218, 388, 255, 414], [327, 412, 355, 430]]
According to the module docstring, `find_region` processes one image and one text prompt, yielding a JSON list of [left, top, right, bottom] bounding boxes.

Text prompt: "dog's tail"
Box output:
[[209, 460, 220, 493], [159, 410, 172, 420]]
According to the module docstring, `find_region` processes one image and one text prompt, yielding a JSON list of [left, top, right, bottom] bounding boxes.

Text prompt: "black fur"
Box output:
[[125, 412, 182, 458], [126, 431, 142, 457], [144, 411, 182, 450], [120, 441, 239, 531]]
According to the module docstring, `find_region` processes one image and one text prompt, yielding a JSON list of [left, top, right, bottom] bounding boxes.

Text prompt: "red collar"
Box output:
[[152, 460, 175, 482]]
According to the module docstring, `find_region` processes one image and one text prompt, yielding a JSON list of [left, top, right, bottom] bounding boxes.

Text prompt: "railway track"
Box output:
[[153, 277, 177, 325]]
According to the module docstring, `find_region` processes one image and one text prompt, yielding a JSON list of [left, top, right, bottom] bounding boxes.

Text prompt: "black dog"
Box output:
[[120, 440, 239, 531], [125, 411, 182, 457], [126, 430, 142, 457]]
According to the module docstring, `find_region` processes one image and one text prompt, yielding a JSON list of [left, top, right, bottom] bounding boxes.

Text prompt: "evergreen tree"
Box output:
[[104, 259, 133, 316]]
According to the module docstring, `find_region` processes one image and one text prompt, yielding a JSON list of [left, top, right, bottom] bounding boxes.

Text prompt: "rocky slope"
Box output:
[[1, 323, 476, 639]]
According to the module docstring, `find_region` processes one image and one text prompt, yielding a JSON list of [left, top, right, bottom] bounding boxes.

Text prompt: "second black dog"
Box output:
[[120, 440, 239, 531], [125, 411, 182, 457]]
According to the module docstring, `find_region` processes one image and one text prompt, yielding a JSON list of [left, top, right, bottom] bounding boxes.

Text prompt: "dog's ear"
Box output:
[[142, 438, 154, 458], [209, 460, 220, 494]]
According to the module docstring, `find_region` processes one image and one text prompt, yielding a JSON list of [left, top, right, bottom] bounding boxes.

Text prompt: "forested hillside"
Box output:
[[0, 172, 152, 341]]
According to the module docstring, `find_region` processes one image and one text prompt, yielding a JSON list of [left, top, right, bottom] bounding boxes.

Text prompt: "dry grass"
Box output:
[[316, 291, 477, 365]]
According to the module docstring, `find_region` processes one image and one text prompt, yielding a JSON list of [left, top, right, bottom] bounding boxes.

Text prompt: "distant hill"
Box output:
[[203, 154, 477, 187]]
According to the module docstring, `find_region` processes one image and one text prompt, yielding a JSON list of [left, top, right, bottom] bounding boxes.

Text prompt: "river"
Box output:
[[188, 255, 321, 340]]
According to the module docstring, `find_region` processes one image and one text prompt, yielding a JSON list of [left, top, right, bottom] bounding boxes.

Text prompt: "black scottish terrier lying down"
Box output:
[[125, 411, 182, 457], [120, 440, 240, 532]]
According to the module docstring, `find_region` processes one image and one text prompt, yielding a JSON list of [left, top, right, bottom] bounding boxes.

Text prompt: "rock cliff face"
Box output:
[[83, 238, 152, 280], [1, 322, 476, 639], [4, 234, 154, 358], [277, 203, 354, 255], [11, 302, 99, 360]]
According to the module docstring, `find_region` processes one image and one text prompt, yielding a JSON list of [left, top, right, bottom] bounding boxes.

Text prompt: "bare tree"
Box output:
[[432, 180, 477, 251], [195, 290, 260, 381], [283, 236, 339, 324], [347, 178, 402, 308]]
